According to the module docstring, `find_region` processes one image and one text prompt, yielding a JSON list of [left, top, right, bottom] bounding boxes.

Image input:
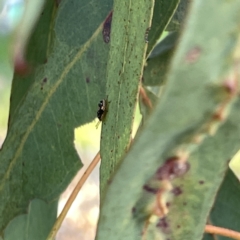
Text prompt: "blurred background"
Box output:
[[0, 1, 240, 240]]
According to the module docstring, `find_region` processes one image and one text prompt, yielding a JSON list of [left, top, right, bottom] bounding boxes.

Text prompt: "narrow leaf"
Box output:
[[99, 0, 155, 194], [166, 0, 191, 31], [143, 32, 178, 86], [4, 199, 57, 240], [146, 0, 179, 57]]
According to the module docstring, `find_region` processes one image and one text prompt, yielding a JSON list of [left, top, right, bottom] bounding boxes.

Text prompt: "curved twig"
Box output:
[[205, 224, 240, 240], [46, 151, 101, 240]]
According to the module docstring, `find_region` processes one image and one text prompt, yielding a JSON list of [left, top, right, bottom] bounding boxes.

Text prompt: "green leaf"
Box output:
[[165, 100, 240, 239], [3, 199, 57, 240], [143, 32, 178, 86], [146, 0, 179, 57], [149, 31, 179, 58], [96, 0, 240, 239], [166, 0, 191, 31], [99, 0, 155, 195], [0, 0, 113, 233], [203, 169, 240, 240]]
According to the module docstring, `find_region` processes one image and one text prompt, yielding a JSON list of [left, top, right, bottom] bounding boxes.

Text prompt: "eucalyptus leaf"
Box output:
[[3, 199, 57, 240], [0, 0, 113, 233], [99, 0, 155, 194], [96, 0, 240, 239], [166, 0, 191, 31], [146, 0, 179, 57], [143, 32, 179, 86]]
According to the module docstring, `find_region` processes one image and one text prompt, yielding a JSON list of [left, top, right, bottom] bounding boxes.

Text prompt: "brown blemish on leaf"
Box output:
[[185, 46, 201, 63], [132, 207, 136, 214], [212, 110, 225, 121], [41, 78, 48, 90], [155, 157, 190, 180], [156, 217, 170, 234], [14, 54, 31, 75], [143, 184, 158, 194], [223, 76, 238, 95], [102, 11, 113, 43], [172, 186, 183, 196]]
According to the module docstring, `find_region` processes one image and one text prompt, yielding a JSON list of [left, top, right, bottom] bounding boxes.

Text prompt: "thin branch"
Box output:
[[206, 218, 218, 240], [205, 225, 240, 240], [46, 151, 101, 240]]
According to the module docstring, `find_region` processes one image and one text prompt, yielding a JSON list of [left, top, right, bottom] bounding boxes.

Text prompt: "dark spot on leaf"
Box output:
[[166, 202, 171, 207], [86, 77, 90, 83], [172, 186, 182, 196], [132, 207, 136, 214], [143, 184, 158, 194], [223, 77, 238, 95], [156, 217, 170, 234], [183, 202, 187, 206], [185, 46, 201, 63], [102, 11, 113, 43], [14, 54, 31, 76], [40, 78, 47, 90], [199, 180, 204, 185], [177, 225, 181, 229], [155, 157, 190, 180], [212, 111, 224, 121]]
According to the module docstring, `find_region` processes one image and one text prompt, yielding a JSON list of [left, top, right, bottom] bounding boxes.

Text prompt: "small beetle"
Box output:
[[96, 99, 106, 128], [97, 100, 106, 120]]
